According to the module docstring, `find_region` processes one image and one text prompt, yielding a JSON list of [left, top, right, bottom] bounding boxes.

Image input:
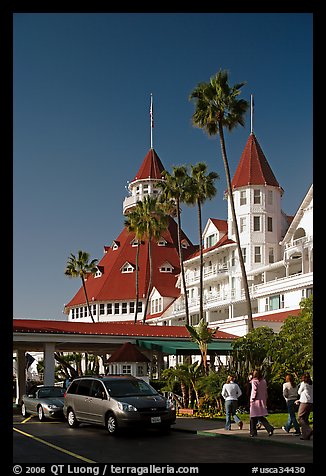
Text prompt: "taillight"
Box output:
[[63, 392, 67, 398]]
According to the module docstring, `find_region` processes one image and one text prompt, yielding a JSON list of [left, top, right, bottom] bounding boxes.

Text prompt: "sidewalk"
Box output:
[[172, 416, 313, 448]]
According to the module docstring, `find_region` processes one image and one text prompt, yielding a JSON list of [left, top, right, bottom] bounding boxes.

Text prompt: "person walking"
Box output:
[[296, 372, 313, 440], [249, 369, 274, 437], [221, 374, 243, 430], [282, 373, 301, 435]]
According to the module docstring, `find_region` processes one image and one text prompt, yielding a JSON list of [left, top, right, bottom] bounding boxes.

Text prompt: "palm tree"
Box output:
[[186, 317, 217, 374], [124, 208, 147, 324], [157, 166, 192, 326], [185, 162, 219, 323], [64, 250, 98, 323], [189, 69, 253, 332], [130, 196, 169, 324]]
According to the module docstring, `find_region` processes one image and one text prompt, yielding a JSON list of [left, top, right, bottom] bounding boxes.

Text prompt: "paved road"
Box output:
[[13, 414, 313, 466]]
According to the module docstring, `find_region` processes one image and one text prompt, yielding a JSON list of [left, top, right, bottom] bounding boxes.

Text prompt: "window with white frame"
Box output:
[[240, 217, 246, 233], [254, 189, 261, 204], [151, 297, 162, 314], [302, 288, 313, 299], [206, 234, 216, 248], [129, 302, 135, 314], [266, 294, 284, 311], [254, 216, 261, 232], [122, 365, 132, 374], [99, 304, 105, 315], [240, 190, 247, 205], [121, 262, 134, 273], [107, 303, 112, 314], [75, 308, 79, 319], [231, 250, 235, 266], [267, 216, 273, 232], [268, 247, 274, 263], [241, 247, 247, 263], [71, 309, 75, 319], [157, 237, 167, 246], [122, 302, 127, 314], [114, 303, 120, 314], [160, 262, 173, 272], [84, 306, 88, 317], [80, 307, 83, 318], [268, 190, 273, 205], [254, 246, 261, 263]]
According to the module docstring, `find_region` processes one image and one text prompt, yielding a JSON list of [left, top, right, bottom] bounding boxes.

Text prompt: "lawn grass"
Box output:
[[185, 411, 313, 429], [239, 412, 313, 428]]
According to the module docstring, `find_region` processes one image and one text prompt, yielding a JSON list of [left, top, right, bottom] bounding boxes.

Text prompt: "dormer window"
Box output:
[[157, 237, 167, 246], [159, 261, 173, 273], [205, 234, 217, 249], [111, 240, 120, 250], [131, 238, 142, 247], [121, 261, 135, 273], [94, 266, 104, 278], [181, 239, 189, 249]]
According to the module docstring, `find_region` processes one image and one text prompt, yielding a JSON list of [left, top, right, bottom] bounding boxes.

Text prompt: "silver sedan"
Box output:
[[22, 385, 65, 421]]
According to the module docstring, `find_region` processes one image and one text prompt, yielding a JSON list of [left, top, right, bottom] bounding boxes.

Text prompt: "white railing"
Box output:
[[284, 236, 309, 250], [186, 264, 228, 284]]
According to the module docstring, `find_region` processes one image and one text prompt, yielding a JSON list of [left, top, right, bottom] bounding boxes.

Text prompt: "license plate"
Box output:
[[151, 416, 161, 423]]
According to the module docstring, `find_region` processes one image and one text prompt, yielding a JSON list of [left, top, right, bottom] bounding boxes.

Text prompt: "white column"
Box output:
[[16, 349, 26, 405], [43, 343, 56, 386]]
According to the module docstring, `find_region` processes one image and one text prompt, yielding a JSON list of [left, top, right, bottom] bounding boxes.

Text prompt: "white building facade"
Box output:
[[65, 133, 313, 338], [152, 133, 313, 336]]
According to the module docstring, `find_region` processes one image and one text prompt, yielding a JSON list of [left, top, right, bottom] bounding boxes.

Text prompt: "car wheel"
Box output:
[[67, 409, 79, 428], [21, 403, 29, 418], [38, 406, 45, 421], [106, 413, 118, 435]]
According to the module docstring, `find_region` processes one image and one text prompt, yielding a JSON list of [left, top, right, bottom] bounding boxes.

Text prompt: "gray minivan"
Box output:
[[63, 375, 176, 435]]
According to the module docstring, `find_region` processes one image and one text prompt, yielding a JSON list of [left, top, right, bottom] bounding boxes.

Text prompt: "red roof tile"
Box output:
[[253, 308, 300, 322], [13, 319, 238, 339], [132, 148, 165, 182], [209, 218, 228, 234], [231, 133, 281, 190], [65, 216, 196, 309], [187, 233, 235, 260]]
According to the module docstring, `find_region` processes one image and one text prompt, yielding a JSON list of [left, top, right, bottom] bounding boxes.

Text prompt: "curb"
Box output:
[[172, 426, 313, 449]]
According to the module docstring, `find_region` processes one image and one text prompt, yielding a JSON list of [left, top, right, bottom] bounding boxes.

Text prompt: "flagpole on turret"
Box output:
[[250, 94, 254, 134], [150, 93, 154, 149]]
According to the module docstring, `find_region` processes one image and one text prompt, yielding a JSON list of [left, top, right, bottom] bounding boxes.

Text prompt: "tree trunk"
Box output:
[[134, 242, 140, 324], [176, 200, 190, 325], [81, 276, 95, 323], [197, 200, 204, 322], [143, 236, 153, 324], [218, 122, 253, 332], [54, 352, 78, 379]]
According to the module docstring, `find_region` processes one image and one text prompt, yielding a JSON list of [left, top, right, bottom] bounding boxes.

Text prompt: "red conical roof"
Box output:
[[107, 342, 150, 363], [132, 148, 165, 182], [231, 133, 281, 190]]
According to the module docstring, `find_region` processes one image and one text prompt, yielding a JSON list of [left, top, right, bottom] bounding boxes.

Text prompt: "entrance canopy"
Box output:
[[136, 339, 233, 355]]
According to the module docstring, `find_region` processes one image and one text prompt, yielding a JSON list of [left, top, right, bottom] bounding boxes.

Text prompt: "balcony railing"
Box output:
[[284, 236, 309, 250], [186, 264, 228, 284]]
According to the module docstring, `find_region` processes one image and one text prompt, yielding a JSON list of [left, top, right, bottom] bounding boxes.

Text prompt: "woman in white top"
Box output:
[[221, 375, 243, 430], [282, 373, 300, 435], [296, 372, 313, 440]]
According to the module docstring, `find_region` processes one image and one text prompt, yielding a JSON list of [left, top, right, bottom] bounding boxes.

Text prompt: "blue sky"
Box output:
[[13, 12, 313, 320]]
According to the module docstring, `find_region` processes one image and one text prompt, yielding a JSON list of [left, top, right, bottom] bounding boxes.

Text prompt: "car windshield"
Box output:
[[104, 379, 158, 397], [37, 387, 65, 398]]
